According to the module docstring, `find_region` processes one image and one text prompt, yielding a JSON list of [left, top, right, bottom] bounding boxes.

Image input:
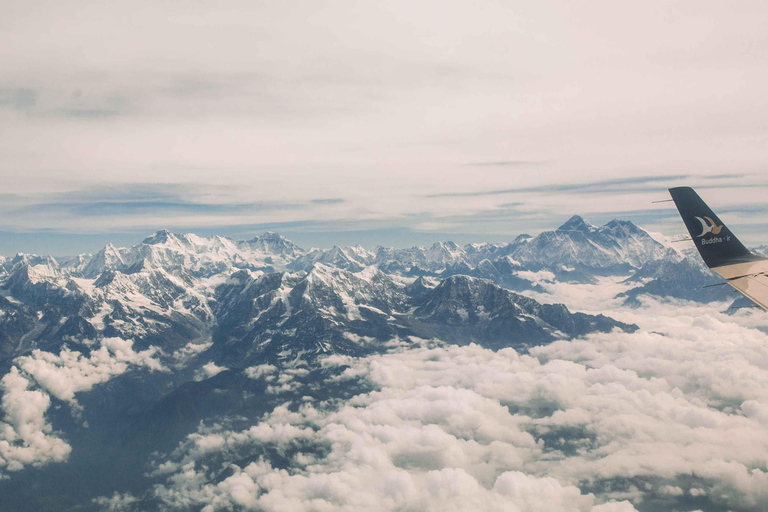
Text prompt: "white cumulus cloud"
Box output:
[[17, 337, 165, 404], [194, 362, 227, 382], [0, 337, 165, 475], [0, 367, 71, 474]]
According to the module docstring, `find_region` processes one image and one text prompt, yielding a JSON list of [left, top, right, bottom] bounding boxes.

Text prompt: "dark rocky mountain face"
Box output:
[[410, 275, 634, 350], [619, 255, 720, 305], [0, 220, 727, 511], [208, 267, 634, 367], [211, 265, 411, 366]]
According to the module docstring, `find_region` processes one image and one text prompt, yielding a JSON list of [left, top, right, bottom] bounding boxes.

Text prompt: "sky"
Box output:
[[2, 0, 768, 255]]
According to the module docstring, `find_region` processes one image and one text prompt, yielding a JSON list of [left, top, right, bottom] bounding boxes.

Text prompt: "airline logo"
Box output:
[[695, 216, 723, 237]]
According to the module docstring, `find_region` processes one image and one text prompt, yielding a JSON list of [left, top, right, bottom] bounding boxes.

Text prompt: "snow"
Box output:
[[68, 277, 95, 292]]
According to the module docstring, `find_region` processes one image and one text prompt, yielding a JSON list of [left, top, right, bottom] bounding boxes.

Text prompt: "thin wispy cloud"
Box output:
[[459, 160, 550, 168], [310, 198, 346, 205]]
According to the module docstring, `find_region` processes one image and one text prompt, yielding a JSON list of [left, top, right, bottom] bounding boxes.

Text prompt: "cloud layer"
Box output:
[[118, 297, 768, 511], [0, 337, 164, 475], [2, 1, 768, 248]]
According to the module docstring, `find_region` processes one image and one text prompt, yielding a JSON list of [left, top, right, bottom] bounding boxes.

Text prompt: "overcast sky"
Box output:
[[2, 1, 768, 254]]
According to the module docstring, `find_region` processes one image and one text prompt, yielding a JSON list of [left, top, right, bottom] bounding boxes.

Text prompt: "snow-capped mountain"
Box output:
[[3, 217, 679, 391], [238, 231, 304, 258], [81, 230, 304, 279], [752, 244, 768, 258], [508, 215, 674, 274], [291, 217, 680, 285], [0, 217, 724, 366], [619, 252, 718, 304], [289, 245, 374, 272], [2, 221, 656, 367], [372, 241, 502, 275]]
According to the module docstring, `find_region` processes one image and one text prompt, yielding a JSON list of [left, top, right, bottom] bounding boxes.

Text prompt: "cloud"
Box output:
[[243, 364, 278, 381], [244, 363, 310, 395], [310, 198, 345, 205], [194, 362, 227, 382], [171, 340, 213, 368], [59, 108, 123, 118], [0, 367, 71, 473], [515, 269, 556, 286], [0, 184, 310, 233], [114, 296, 768, 511], [4, 2, 768, 245], [17, 337, 165, 404], [20, 200, 304, 218], [459, 161, 549, 168], [0, 337, 165, 475], [92, 492, 139, 511]]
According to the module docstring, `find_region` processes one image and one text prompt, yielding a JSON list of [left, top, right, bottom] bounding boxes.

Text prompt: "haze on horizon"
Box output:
[[2, 0, 768, 255]]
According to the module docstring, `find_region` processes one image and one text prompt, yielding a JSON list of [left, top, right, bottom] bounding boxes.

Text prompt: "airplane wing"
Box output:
[[668, 186, 768, 311]]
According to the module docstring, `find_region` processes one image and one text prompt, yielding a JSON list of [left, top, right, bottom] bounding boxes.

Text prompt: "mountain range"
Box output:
[[0, 215, 734, 511]]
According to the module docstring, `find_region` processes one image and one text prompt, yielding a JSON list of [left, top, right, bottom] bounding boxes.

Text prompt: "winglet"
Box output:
[[668, 187, 762, 268]]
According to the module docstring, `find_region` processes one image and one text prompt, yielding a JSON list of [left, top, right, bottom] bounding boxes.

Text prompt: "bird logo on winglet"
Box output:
[[695, 216, 723, 237]]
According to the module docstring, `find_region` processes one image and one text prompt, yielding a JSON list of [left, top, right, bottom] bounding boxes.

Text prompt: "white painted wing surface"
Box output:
[[712, 259, 768, 311]]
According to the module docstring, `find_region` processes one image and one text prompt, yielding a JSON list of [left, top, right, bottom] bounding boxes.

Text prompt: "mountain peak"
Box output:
[[513, 234, 532, 243], [247, 232, 303, 255], [142, 229, 175, 245], [602, 219, 639, 231], [557, 215, 597, 233]]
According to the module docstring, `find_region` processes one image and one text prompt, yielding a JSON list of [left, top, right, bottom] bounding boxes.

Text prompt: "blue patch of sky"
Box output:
[[426, 174, 690, 198], [0, 88, 37, 110], [0, 231, 146, 259]]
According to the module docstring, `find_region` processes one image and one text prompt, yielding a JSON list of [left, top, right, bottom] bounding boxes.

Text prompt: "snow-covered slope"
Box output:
[[289, 245, 374, 272], [508, 216, 673, 273], [79, 230, 305, 279]]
